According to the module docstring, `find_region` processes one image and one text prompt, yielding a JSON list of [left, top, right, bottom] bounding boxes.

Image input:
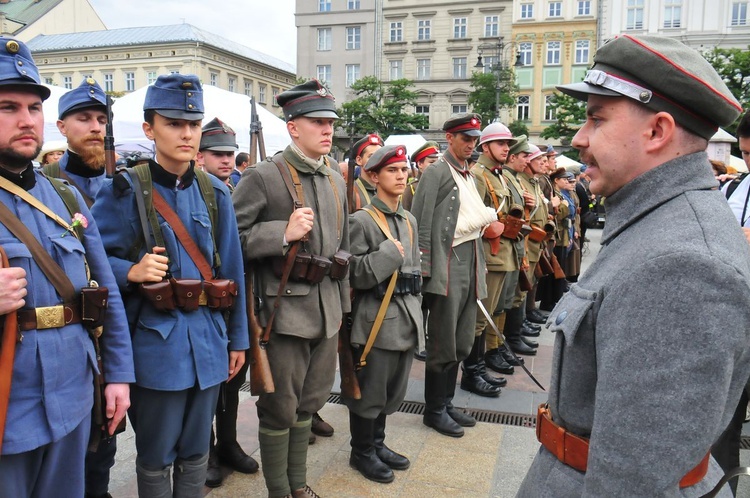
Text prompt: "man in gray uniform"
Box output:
[[233, 79, 349, 498], [345, 145, 421, 483], [518, 35, 750, 497], [411, 114, 495, 438]]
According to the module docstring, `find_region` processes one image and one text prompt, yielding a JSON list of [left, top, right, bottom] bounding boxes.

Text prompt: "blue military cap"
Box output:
[[0, 37, 50, 100], [144, 74, 204, 120], [58, 77, 107, 119]]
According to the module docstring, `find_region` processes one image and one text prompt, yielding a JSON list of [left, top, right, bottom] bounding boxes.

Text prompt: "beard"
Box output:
[[70, 134, 105, 171], [0, 143, 42, 172]]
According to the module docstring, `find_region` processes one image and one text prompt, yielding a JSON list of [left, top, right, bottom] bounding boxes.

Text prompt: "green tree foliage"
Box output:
[[508, 120, 529, 138], [703, 47, 750, 142], [468, 69, 517, 126], [540, 92, 586, 146], [336, 76, 429, 140]]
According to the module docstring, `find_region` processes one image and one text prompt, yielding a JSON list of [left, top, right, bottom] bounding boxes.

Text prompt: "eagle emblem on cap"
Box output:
[[369, 136, 379, 144], [5, 40, 19, 54], [471, 118, 478, 126], [317, 86, 329, 97], [396, 147, 405, 156]]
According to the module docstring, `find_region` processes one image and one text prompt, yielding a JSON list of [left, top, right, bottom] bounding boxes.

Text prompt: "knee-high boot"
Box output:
[[460, 333, 501, 397], [349, 412, 394, 483], [422, 369, 463, 437], [504, 307, 537, 356], [445, 363, 476, 427], [373, 413, 409, 470]]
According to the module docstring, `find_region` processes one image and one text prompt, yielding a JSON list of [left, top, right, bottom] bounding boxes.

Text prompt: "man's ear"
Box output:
[[287, 120, 299, 139], [142, 121, 154, 141], [644, 111, 676, 153], [56, 119, 67, 137]]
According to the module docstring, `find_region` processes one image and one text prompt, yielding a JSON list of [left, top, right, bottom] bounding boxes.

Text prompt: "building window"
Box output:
[[346, 26, 361, 50], [664, 0, 681, 27], [389, 60, 403, 80], [517, 95, 530, 121], [549, 1, 562, 17], [627, 0, 644, 29], [63, 75, 72, 89], [390, 21, 403, 42], [453, 57, 467, 79], [519, 42, 533, 66], [125, 72, 135, 91], [345, 64, 360, 87], [578, 0, 591, 15], [272, 87, 280, 106], [259, 84, 266, 104], [347, 0, 360, 9], [317, 28, 332, 51], [244, 80, 253, 96], [228, 77, 236, 93], [732, 2, 748, 25], [44, 77, 53, 85], [484, 15, 499, 37], [482, 55, 499, 74], [415, 104, 430, 126], [575, 40, 590, 64], [521, 3, 534, 19], [544, 95, 557, 120], [103, 72, 114, 92], [417, 59, 431, 80], [452, 104, 468, 115], [147, 71, 157, 85], [317, 65, 332, 83], [319, 0, 331, 12], [417, 19, 431, 41], [546, 41, 561, 65], [453, 17, 467, 39]]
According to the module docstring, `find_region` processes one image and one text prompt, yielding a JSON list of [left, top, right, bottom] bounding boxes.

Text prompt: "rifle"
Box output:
[[0, 246, 17, 456], [249, 97, 266, 164], [104, 95, 116, 178], [246, 266, 274, 395]]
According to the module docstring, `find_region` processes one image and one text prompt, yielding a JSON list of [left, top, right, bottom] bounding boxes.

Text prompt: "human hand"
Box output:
[[127, 246, 169, 283], [285, 207, 314, 243], [104, 383, 130, 436], [227, 350, 246, 382], [0, 266, 27, 314]]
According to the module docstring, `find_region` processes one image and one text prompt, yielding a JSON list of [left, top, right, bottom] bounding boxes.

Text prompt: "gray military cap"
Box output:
[[557, 34, 742, 140], [200, 117, 238, 152], [509, 135, 533, 156], [276, 79, 338, 122]]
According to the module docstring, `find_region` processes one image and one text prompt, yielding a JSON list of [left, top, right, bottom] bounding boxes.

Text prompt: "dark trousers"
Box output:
[[712, 387, 749, 495], [85, 434, 117, 496], [344, 347, 413, 419], [0, 412, 90, 498], [215, 357, 250, 444]]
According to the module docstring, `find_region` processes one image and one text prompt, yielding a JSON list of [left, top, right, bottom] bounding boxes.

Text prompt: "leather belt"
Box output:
[[17, 303, 82, 331], [536, 404, 710, 488]]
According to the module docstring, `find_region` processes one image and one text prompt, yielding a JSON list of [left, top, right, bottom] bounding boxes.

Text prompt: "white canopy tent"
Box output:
[[40, 84, 291, 162], [383, 134, 427, 162]]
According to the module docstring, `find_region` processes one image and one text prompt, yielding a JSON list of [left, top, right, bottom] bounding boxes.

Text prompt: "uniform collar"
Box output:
[[371, 196, 406, 218], [0, 162, 35, 190], [443, 150, 471, 177], [61, 150, 105, 178], [150, 159, 196, 189], [601, 151, 716, 244]]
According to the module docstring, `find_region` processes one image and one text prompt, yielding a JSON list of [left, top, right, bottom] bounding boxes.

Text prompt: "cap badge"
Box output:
[[182, 82, 193, 89], [316, 86, 329, 97], [369, 136, 379, 144], [5, 40, 19, 54], [639, 91, 650, 102], [86, 77, 96, 85], [470, 118, 478, 126], [396, 147, 404, 156]]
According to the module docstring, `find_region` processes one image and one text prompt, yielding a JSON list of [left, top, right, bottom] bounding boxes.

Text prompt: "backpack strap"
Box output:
[[194, 169, 221, 269], [42, 174, 85, 240], [124, 163, 167, 261]]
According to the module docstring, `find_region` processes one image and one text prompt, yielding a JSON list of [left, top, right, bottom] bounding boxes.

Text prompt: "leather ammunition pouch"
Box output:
[[172, 279, 203, 312], [80, 286, 110, 330], [330, 249, 352, 280], [139, 280, 176, 312], [306, 255, 331, 284], [500, 205, 526, 239], [272, 249, 351, 284], [528, 224, 548, 243], [375, 270, 422, 299], [482, 220, 505, 256], [203, 279, 238, 310], [140, 278, 237, 312]]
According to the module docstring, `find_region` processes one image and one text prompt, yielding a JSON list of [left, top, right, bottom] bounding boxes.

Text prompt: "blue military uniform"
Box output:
[[0, 37, 134, 498], [91, 74, 249, 496]]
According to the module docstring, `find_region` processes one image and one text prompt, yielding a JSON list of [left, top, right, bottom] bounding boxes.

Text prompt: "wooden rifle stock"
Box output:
[[0, 246, 17, 456], [338, 313, 361, 399], [551, 252, 566, 279], [246, 267, 274, 395], [104, 95, 117, 178]]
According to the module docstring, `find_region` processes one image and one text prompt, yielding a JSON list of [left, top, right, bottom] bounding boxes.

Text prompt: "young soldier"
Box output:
[[45, 78, 108, 206], [345, 145, 421, 483], [92, 74, 248, 497], [0, 37, 133, 498], [233, 79, 349, 498], [411, 113, 496, 437], [197, 117, 259, 488], [351, 133, 383, 210]]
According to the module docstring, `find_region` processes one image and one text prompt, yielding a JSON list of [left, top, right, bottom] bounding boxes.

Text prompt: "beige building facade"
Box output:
[[7, 0, 105, 42]]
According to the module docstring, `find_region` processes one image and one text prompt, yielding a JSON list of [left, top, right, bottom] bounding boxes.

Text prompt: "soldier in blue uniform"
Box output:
[[0, 37, 134, 498], [92, 74, 249, 497], [44, 78, 108, 206]]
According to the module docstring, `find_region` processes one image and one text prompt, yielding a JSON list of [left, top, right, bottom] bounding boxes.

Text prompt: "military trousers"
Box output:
[[256, 332, 338, 430], [129, 383, 221, 469], [512, 261, 539, 308], [344, 347, 413, 419], [475, 270, 509, 338], [424, 240, 478, 373], [0, 411, 90, 498]]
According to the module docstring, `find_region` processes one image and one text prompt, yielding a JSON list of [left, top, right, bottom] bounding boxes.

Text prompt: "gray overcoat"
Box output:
[[517, 152, 750, 497]]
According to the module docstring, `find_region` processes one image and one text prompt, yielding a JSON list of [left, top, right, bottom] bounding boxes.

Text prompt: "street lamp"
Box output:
[[474, 37, 523, 123]]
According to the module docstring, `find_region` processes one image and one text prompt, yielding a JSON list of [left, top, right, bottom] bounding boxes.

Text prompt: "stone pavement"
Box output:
[[107, 228, 750, 497]]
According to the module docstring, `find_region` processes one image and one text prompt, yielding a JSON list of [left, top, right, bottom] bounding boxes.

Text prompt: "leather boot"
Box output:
[[173, 453, 209, 498], [205, 436, 223, 488], [504, 307, 537, 356], [478, 355, 507, 387], [460, 334, 500, 397], [373, 413, 410, 470], [311, 412, 334, 437], [422, 370, 464, 437], [485, 348, 515, 374], [522, 320, 542, 335], [135, 458, 171, 498], [526, 308, 547, 324], [520, 336, 539, 348], [349, 412, 394, 483], [446, 364, 476, 427], [215, 440, 259, 474], [499, 343, 524, 365]]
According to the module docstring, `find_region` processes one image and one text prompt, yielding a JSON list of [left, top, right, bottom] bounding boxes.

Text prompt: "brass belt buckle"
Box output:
[[36, 305, 65, 329], [198, 290, 208, 306]]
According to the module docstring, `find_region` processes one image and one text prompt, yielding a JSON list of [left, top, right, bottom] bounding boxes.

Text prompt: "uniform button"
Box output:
[[449, 207, 453, 211], [444, 227, 449, 231], [555, 311, 568, 325], [451, 196, 456, 200], [446, 216, 450, 221], [285, 289, 292, 295], [453, 186, 457, 191]]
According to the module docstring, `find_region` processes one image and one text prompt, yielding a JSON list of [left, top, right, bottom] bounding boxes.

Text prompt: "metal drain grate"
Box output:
[[742, 437, 750, 450]]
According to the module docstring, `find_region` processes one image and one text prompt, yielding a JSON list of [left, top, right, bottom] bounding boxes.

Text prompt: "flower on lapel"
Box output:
[[61, 212, 89, 237]]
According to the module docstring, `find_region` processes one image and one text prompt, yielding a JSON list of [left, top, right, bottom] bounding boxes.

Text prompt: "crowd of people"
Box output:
[[0, 32, 750, 498]]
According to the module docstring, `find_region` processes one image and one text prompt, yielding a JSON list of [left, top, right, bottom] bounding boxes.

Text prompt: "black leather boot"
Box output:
[[423, 370, 464, 437], [373, 414, 410, 470], [526, 308, 547, 324], [460, 334, 501, 397], [205, 436, 223, 488], [485, 348, 515, 374], [349, 412, 394, 483], [520, 336, 539, 348], [504, 307, 537, 356], [478, 353, 507, 386], [446, 364, 476, 427]]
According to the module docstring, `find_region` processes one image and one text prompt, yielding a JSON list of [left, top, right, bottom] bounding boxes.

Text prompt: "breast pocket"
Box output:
[[49, 235, 88, 286], [190, 211, 214, 267], [0, 240, 32, 270], [547, 284, 597, 345]]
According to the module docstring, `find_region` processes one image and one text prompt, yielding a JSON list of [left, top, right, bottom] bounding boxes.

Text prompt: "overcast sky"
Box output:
[[87, 1, 297, 68]]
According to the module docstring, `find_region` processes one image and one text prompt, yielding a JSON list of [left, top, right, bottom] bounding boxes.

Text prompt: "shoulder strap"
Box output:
[[0, 202, 77, 303], [0, 176, 73, 233], [482, 170, 500, 211], [43, 175, 85, 240], [194, 169, 221, 269], [726, 173, 749, 199], [363, 205, 413, 247], [41, 163, 61, 178], [42, 163, 95, 208], [323, 158, 342, 243], [151, 189, 213, 281], [126, 164, 167, 258]]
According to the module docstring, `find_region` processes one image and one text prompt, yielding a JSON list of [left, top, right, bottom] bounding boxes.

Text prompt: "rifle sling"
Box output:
[[150, 189, 213, 282], [129, 171, 156, 253], [0, 246, 18, 457], [359, 206, 401, 369]]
